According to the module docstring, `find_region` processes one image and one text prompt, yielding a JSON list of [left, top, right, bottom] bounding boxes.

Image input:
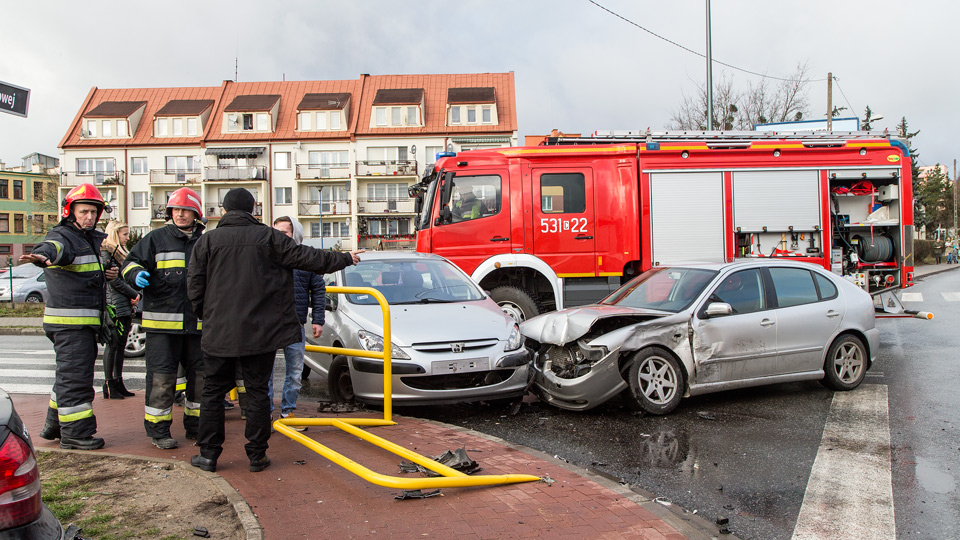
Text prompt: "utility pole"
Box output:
[[826, 72, 833, 131], [954, 159, 957, 236], [705, 0, 713, 131]]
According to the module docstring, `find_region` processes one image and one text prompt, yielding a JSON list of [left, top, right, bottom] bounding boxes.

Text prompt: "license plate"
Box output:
[[431, 358, 489, 375]]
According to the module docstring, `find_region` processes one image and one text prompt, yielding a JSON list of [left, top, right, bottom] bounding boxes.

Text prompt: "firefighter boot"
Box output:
[[60, 436, 105, 450], [38, 419, 60, 441]]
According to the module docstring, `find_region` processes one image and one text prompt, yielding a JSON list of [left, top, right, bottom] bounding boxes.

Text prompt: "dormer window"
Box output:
[[222, 94, 280, 133], [296, 93, 350, 132], [154, 99, 214, 138], [370, 89, 423, 128], [447, 87, 497, 126], [81, 100, 146, 139]]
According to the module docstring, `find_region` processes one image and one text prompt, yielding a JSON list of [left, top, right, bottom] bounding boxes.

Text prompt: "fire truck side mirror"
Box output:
[[438, 206, 452, 225]]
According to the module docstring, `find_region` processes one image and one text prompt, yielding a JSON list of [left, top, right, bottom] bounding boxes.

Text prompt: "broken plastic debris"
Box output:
[[697, 411, 717, 421], [193, 526, 211, 538], [294, 460, 306, 465], [653, 497, 673, 506], [395, 489, 442, 500], [398, 446, 483, 476], [540, 475, 556, 486]]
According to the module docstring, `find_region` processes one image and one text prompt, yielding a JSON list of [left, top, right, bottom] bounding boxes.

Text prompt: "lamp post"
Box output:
[[705, 0, 714, 131]]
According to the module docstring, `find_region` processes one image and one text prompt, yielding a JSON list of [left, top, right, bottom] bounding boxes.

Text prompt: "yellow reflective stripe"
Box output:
[[145, 412, 173, 423], [183, 408, 200, 417], [156, 259, 185, 269], [49, 262, 101, 272], [48, 400, 57, 409], [47, 240, 64, 264], [123, 262, 144, 277], [197, 321, 202, 330], [142, 320, 184, 330], [44, 315, 100, 325], [175, 383, 186, 391], [59, 409, 94, 423]]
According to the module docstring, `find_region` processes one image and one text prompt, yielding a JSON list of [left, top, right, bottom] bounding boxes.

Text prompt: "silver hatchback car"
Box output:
[[305, 252, 530, 405], [521, 260, 879, 414]]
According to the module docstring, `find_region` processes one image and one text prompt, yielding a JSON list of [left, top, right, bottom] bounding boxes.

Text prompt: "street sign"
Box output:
[[0, 80, 30, 118]]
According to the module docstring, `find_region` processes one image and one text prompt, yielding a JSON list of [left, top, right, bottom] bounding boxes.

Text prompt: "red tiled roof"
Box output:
[[85, 101, 147, 117], [448, 87, 496, 104], [372, 88, 424, 105], [297, 93, 351, 110], [224, 95, 281, 112], [155, 99, 215, 116]]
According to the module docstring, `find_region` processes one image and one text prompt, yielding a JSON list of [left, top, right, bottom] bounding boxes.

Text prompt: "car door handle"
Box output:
[[826, 310, 840, 318], [760, 319, 775, 327], [490, 236, 509, 242], [574, 235, 593, 240]]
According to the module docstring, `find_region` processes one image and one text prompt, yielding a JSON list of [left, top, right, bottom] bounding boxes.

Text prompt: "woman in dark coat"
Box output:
[[101, 220, 140, 398]]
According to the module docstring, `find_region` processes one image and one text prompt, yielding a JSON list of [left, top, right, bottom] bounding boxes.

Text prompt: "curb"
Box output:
[[415, 416, 733, 540], [46, 448, 264, 540], [0, 327, 44, 335]]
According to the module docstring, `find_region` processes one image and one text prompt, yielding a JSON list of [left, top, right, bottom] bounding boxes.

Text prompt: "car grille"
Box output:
[[411, 338, 499, 353], [401, 370, 512, 390]]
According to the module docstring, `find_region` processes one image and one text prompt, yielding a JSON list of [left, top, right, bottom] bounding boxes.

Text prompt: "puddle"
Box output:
[[915, 455, 956, 494]]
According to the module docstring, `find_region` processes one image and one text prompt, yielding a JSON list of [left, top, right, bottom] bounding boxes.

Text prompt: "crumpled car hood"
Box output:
[[520, 304, 667, 345], [346, 301, 512, 346]]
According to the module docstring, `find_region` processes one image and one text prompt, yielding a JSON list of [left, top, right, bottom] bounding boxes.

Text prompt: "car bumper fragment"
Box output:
[[532, 348, 627, 411]]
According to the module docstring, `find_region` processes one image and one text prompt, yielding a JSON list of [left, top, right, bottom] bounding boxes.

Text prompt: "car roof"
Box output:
[[353, 250, 445, 263], [657, 259, 831, 272]]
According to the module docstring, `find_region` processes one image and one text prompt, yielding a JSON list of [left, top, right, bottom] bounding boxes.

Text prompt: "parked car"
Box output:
[[304, 251, 530, 405], [0, 388, 74, 539], [0, 264, 46, 304], [521, 260, 879, 414]]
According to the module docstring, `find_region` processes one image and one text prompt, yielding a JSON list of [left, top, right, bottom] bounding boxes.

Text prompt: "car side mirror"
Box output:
[[325, 293, 338, 311], [704, 302, 733, 318], [438, 205, 452, 225]]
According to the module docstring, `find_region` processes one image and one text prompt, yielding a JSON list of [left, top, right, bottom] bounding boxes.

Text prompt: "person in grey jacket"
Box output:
[[186, 188, 362, 473], [100, 220, 140, 399]]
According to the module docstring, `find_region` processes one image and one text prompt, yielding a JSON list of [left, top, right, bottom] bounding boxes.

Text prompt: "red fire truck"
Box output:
[[410, 131, 925, 321]]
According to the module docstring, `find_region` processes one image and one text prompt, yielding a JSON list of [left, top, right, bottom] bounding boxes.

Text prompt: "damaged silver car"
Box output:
[[521, 260, 879, 414]]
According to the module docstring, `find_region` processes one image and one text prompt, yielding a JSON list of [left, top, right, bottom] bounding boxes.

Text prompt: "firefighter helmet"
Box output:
[[61, 183, 106, 220], [165, 187, 202, 220]]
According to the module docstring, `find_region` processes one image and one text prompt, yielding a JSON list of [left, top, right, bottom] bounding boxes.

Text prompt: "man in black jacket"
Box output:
[[186, 188, 362, 473], [121, 187, 205, 450]]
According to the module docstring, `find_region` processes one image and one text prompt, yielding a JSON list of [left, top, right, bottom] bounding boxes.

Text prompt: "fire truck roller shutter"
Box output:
[[650, 172, 725, 265], [732, 170, 821, 233]]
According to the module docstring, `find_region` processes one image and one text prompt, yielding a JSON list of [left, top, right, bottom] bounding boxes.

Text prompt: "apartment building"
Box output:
[[0, 155, 60, 262], [58, 73, 518, 250]]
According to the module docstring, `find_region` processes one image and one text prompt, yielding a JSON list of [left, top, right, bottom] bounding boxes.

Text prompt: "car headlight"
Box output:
[[505, 323, 522, 351], [357, 330, 411, 360]]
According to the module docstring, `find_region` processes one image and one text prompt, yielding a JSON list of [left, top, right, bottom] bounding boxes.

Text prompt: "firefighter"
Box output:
[[20, 183, 113, 450], [121, 187, 205, 449]]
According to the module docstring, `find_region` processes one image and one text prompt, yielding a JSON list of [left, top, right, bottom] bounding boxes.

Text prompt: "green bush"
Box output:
[[914, 239, 934, 263]]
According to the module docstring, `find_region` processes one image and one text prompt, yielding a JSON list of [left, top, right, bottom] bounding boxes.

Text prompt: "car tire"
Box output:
[[124, 323, 146, 358], [25, 293, 43, 304], [327, 355, 355, 403], [626, 347, 684, 415], [489, 285, 543, 323], [820, 334, 867, 391]]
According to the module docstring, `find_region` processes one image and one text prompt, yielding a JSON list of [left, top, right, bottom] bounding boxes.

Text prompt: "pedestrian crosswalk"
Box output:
[[900, 292, 960, 302], [0, 349, 146, 395]]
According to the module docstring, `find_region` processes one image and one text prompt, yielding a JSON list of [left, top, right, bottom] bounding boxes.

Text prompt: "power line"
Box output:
[[588, 0, 827, 83], [831, 77, 857, 118]]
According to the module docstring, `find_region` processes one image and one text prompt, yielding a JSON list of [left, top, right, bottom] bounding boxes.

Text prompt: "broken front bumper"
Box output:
[[531, 348, 627, 411]]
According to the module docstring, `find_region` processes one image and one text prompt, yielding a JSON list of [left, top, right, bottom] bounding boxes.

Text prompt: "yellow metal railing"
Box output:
[[274, 285, 541, 489]]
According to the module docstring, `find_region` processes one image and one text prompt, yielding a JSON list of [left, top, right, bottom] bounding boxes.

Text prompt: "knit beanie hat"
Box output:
[[222, 188, 255, 214]]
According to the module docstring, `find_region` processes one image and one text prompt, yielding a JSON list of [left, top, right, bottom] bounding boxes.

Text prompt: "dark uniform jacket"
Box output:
[[31, 221, 107, 331], [187, 210, 352, 357], [122, 222, 205, 334]]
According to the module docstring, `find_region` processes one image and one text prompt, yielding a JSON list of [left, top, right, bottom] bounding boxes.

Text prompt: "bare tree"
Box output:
[[669, 62, 811, 130]]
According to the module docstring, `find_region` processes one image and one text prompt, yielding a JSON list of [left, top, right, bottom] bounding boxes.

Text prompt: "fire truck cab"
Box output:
[[411, 131, 919, 322]]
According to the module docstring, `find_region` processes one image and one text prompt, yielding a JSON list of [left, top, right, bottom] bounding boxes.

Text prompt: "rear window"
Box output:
[[769, 267, 819, 308]]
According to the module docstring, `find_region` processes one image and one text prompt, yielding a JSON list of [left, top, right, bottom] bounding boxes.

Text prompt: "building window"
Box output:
[[0, 180, 7, 198], [275, 187, 292, 205], [102, 120, 112, 138], [0, 214, 8, 233], [187, 117, 198, 136], [173, 118, 183, 136], [132, 192, 148, 209], [165, 156, 199, 173], [331, 111, 342, 129], [310, 222, 320, 238], [33, 182, 44, 201], [425, 146, 442, 164], [85, 119, 97, 137], [13, 181, 23, 200], [300, 112, 312, 130], [157, 119, 168, 136], [274, 152, 291, 170], [450, 107, 461, 125], [227, 113, 238, 132], [391, 107, 402, 125], [0, 245, 10, 255], [242, 114, 254, 131], [131, 157, 148, 174], [30, 216, 43, 234], [256, 113, 269, 131], [376, 108, 387, 126], [467, 107, 477, 123], [366, 183, 406, 202], [13, 214, 24, 234], [117, 119, 128, 136], [367, 219, 408, 236], [323, 221, 349, 237], [407, 106, 419, 125], [366, 147, 407, 162], [482, 106, 492, 123]]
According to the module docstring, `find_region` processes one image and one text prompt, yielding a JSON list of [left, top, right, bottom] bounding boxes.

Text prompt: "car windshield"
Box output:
[[601, 267, 717, 312], [10, 264, 40, 279], [342, 258, 485, 305]]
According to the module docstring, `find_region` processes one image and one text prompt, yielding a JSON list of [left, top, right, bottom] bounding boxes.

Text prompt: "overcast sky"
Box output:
[[1, 0, 956, 171]]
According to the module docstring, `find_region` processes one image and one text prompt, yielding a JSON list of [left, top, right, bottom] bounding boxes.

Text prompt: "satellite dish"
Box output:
[[411, 145, 417, 155]]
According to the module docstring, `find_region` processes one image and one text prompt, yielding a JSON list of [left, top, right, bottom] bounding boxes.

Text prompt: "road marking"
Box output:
[[900, 292, 922, 302], [0, 384, 112, 395], [941, 292, 960, 301], [792, 384, 895, 540], [0, 369, 147, 380]]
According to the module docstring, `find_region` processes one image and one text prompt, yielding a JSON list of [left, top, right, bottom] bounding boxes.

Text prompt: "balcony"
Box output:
[[356, 160, 417, 177], [298, 200, 351, 217], [61, 170, 125, 187], [296, 164, 351, 180], [204, 203, 263, 219], [357, 197, 415, 214], [358, 236, 416, 251], [149, 169, 202, 185], [304, 235, 354, 250], [203, 166, 267, 181], [150, 205, 167, 221]]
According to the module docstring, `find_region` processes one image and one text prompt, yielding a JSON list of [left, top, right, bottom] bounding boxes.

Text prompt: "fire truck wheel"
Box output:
[[489, 286, 543, 323], [820, 335, 867, 391], [327, 355, 355, 403], [626, 347, 684, 415]]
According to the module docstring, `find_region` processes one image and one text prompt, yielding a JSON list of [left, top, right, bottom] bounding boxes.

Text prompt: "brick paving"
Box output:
[[15, 393, 707, 539]]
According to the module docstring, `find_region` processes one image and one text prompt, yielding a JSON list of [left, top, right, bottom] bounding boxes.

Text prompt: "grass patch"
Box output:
[[0, 302, 43, 317]]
